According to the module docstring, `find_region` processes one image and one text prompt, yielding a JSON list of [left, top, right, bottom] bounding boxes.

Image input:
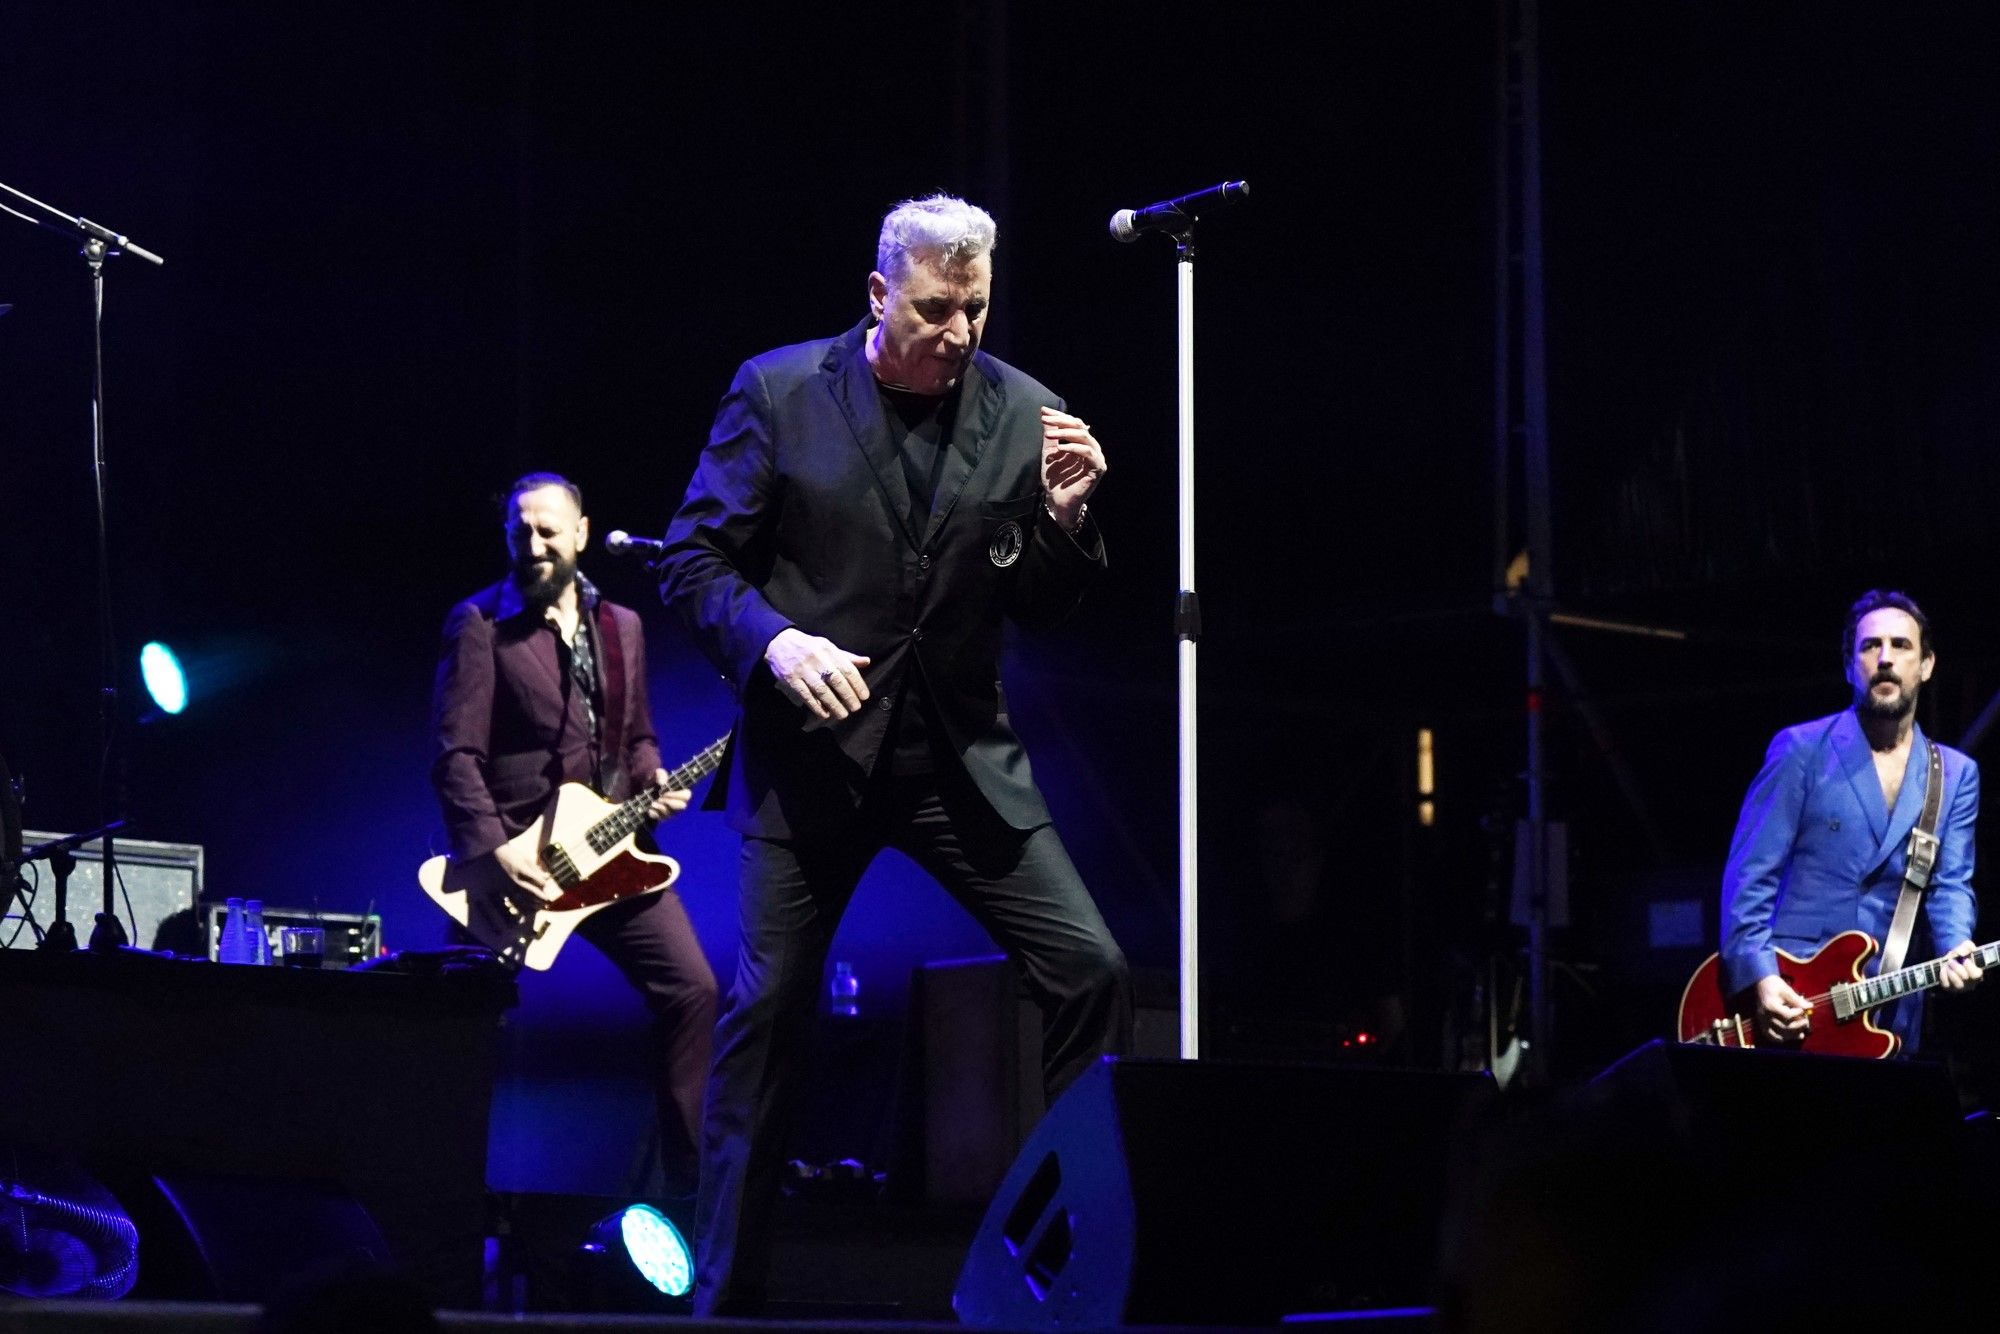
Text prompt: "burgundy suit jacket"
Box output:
[[430, 577, 662, 861]]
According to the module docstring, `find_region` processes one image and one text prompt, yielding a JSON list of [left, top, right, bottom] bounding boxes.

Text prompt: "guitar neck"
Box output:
[[582, 734, 731, 854], [1848, 940, 2000, 1013]]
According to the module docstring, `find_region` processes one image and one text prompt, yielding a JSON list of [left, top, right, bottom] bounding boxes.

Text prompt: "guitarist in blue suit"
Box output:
[[1721, 590, 1983, 1052]]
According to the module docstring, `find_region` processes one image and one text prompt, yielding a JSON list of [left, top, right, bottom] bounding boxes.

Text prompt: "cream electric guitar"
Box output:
[[418, 736, 729, 971]]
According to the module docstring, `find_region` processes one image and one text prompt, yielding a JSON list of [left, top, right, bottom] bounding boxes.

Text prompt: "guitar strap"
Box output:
[[1877, 739, 1944, 978], [594, 600, 629, 795]]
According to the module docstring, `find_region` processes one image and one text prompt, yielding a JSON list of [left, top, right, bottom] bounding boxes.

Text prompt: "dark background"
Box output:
[[9, 2, 2000, 1185]]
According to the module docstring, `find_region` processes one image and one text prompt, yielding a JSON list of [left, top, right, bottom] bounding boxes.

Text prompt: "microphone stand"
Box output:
[[1120, 210, 1209, 1058], [0, 180, 164, 953], [1170, 226, 1201, 1060], [19, 822, 127, 952]]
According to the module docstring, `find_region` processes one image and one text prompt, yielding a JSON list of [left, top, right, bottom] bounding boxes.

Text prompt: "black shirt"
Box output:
[[877, 381, 959, 776]]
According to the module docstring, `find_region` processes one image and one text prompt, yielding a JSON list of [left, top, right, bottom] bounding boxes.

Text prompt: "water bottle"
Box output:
[[830, 961, 860, 1018], [245, 900, 270, 965], [218, 898, 251, 964]]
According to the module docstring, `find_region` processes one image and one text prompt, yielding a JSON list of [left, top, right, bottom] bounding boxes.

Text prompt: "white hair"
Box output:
[[875, 193, 998, 283]]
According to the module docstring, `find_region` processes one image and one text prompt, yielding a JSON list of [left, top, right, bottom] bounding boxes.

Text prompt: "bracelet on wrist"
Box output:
[[1044, 498, 1088, 535]]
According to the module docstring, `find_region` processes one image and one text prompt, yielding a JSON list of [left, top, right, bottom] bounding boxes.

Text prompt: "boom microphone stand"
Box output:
[[0, 179, 164, 951]]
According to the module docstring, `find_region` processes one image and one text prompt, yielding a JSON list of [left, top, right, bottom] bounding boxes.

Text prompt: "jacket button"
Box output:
[[879, 695, 894, 711], [912, 627, 925, 641], [919, 554, 932, 570]]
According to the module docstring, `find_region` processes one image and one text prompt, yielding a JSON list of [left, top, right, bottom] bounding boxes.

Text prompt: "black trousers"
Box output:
[[692, 772, 1132, 1315], [572, 888, 719, 1196]]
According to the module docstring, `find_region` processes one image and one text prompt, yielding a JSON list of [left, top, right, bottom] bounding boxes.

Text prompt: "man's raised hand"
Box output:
[[1040, 405, 1106, 526]]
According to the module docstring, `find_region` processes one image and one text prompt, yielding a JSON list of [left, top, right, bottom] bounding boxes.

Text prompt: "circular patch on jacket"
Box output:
[[988, 519, 1025, 568]]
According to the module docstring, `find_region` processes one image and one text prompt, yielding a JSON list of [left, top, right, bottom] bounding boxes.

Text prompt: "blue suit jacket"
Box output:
[[1720, 708, 1979, 1051]]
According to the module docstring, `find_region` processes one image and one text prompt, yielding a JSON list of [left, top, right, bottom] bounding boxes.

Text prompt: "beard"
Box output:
[[513, 551, 577, 610], [1854, 674, 1918, 720]]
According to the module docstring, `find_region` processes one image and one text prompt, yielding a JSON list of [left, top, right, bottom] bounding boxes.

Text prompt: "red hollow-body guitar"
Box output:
[[1678, 930, 2000, 1058], [417, 735, 729, 971]]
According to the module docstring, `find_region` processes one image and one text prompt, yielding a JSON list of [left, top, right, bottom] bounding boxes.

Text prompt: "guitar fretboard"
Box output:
[[1846, 940, 2000, 1011], [584, 735, 730, 855]]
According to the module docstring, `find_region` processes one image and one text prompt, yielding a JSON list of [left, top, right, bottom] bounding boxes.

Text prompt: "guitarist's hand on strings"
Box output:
[[1753, 973, 1812, 1045], [644, 771, 693, 824], [1940, 939, 1984, 991], [766, 627, 872, 723], [495, 839, 562, 903]]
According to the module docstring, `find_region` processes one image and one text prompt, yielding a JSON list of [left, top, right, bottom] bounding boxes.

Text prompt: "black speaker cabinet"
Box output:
[[955, 1057, 1492, 1327], [917, 957, 1181, 1206]]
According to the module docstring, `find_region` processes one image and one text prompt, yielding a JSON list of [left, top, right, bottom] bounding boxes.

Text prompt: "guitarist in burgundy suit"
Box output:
[[431, 471, 718, 1195], [658, 194, 1132, 1315], [1721, 589, 1982, 1052]]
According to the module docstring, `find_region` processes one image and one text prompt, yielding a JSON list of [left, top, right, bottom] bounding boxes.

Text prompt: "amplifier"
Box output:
[[9, 830, 202, 952], [202, 904, 383, 969]]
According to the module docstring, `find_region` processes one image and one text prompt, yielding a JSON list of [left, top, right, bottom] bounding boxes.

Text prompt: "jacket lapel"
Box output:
[[824, 325, 917, 550], [1867, 721, 1931, 877], [503, 620, 567, 716], [595, 600, 627, 783], [920, 353, 1000, 552], [1831, 708, 1889, 844]]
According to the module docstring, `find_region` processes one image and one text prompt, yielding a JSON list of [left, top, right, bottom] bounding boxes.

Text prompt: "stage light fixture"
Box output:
[[581, 1203, 693, 1310], [139, 642, 187, 715]]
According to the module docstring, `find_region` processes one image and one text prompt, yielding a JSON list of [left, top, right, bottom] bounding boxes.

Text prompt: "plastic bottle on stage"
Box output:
[[245, 900, 270, 965], [218, 898, 252, 964], [830, 961, 860, 1018]]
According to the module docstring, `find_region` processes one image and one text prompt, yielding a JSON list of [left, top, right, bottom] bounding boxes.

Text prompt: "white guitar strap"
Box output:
[[1877, 739, 1944, 978]]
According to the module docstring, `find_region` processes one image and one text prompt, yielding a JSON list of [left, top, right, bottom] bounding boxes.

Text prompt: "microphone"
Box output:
[[1109, 180, 1249, 243], [604, 530, 667, 557]]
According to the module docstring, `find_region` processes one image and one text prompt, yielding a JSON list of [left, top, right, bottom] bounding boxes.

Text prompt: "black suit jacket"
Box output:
[[659, 319, 1105, 838]]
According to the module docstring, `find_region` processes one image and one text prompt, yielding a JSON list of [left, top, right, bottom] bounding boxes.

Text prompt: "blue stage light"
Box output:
[[140, 642, 187, 715]]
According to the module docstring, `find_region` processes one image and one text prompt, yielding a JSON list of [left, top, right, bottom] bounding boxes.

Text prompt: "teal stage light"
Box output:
[[613, 1203, 693, 1297], [580, 1203, 694, 1310], [139, 642, 187, 715]]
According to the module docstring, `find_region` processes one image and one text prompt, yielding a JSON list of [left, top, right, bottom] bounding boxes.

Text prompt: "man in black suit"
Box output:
[[658, 193, 1131, 1314]]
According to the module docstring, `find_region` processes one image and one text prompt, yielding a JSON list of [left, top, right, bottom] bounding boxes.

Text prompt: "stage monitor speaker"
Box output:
[[954, 1057, 1492, 1328], [11, 829, 201, 952], [1439, 1040, 1974, 1329]]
